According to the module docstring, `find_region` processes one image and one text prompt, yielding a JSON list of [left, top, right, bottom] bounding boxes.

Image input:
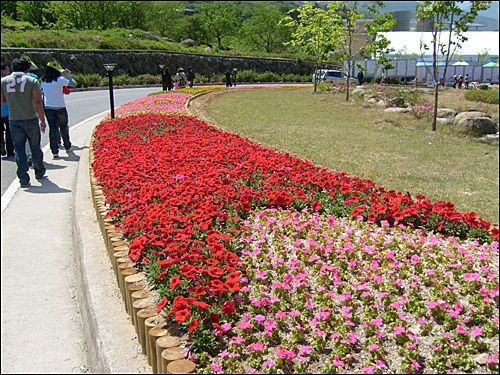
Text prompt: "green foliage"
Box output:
[[71, 73, 103, 88], [464, 89, 499, 104]]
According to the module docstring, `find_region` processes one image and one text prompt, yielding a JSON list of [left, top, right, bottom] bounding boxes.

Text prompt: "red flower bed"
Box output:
[[92, 113, 497, 338]]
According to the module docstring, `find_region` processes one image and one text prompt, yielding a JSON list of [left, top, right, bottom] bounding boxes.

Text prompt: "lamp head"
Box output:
[[103, 63, 117, 72], [159, 64, 165, 70]]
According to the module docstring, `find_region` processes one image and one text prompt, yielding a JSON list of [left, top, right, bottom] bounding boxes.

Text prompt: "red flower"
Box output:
[[169, 275, 182, 290], [221, 301, 235, 315], [225, 280, 241, 292], [189, 318, 199, 333], [156, 296, 168, 314], [175, 309, 191, 323], [312, 200, 322, 210], [210, 312, 220, 324]]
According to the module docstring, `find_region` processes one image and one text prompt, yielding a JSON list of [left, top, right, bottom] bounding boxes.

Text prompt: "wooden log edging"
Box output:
[[89, 127, 196, 374]]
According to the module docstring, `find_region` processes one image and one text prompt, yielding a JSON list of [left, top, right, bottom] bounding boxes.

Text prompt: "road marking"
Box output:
[[1, 110, 108, 214]]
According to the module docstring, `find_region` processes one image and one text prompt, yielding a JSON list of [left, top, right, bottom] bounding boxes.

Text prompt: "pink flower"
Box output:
[[428, 301, 439, 309], [254, 314, 266, 323], [361, 366, 375, 374], [289, 310, 300, 316], [371, 317, 383, 327], [368, 343, 379, 351], [471, 326, 483, 339], [276, 346, 295, 360], [375, 360, 386, 369], [299, 346, 312, 356], [409, 358, 421, 370], [417, 317, 427, 324], [229, 336, 245, 345], [276, 310, 287, 319], [211, 364, 223, 373], [262, 361, 275, 368], [394, 326, 406, 335], [456, 325, 468, 335], [332, 355, 345, 367], [265, 319, 277, 331], [246, 343, 265, 351]]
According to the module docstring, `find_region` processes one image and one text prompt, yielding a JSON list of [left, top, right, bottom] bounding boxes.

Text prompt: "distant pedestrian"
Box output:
[[175, 68, 187, 89], [464, 74, 470, 89], [458, 75, 463, 89], [41, 60, 77, 159], [225, 68, 232, 87], [452, 75, 457, 89], [186, 68, 195, 88], [1, 64, 14, 157], [1, 57, 47, 187], [440, 75, 446, 87], [357, 71, 364, 85], [162, 66, 173, 91]]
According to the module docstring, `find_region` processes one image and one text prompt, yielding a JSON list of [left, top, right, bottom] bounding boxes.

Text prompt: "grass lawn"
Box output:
[[199, 87, 499, 225]]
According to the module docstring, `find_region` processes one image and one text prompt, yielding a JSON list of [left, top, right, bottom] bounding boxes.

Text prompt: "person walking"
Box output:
[[186, 68, 195, 88], [162, 66, 173, 91], [357, 70, 364, 85], [1, 63, 15, 157], [175, 68, 187, 89], [225, 68, 232, 87], [24, 56, 42, 166], [41, 60, 77, 159], [1, 57, 47, 187], [440, 75, 447, 87], [464, 74, 470, 89], [458, 75, 463, 89]]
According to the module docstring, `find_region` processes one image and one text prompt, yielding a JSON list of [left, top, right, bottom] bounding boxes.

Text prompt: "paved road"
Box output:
[[1, 86, 161, 195]]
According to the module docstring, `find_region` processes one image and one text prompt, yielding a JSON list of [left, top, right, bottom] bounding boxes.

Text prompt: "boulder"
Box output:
[[179, 38, 197, 47], [436, 118, 453, 125], [454, 111, 489, 123], [352, 88, 366, 96], [376, 100, 387, 108], [162, 37, 177, 43], [436, 108, 457, 118], [384, 107, 410, 113], [143, 33, 160, 41], [203, 46, 214, 53], [454, 117, 497, 136], [367, 98, 378, 105]]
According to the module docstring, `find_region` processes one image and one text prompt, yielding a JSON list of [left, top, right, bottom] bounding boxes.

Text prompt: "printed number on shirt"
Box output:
[[5, 76, 27, 93]]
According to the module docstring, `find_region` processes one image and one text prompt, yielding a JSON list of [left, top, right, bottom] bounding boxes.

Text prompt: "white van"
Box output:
[[312, 69, 357, 84]]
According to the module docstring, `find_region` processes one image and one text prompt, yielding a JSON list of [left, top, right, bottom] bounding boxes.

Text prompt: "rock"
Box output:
[[384, 107, 410, 113], [436, 108, 457, 118], [143, 33, 160, 41], [376, 100, 387, 108], [352, 88, 366, 96], [474, 353, 489, 365], [389, 96, 406, 108], [367, 98, 378, 105], [179, 39, 197, 47], [436, 118, 453, 125], [162, 37, 177, 43], [203, 46, 213, 53], [218, 46, 231, 51], [454, 111, 489, 123], [454, 117, 497, 136]]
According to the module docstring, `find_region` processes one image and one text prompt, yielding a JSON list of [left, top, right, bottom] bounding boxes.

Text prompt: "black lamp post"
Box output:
[[159, 64, 166, 91], [103, 63, 117, 119], [232, 67, 238, 87]]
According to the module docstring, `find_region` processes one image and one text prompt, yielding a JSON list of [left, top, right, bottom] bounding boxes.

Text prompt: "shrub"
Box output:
[[72, 73, 104, 88], [465, 89, 499, 104]]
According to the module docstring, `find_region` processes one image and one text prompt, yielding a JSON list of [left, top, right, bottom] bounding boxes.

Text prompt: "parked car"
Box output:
[[312, 69, 357, 85]]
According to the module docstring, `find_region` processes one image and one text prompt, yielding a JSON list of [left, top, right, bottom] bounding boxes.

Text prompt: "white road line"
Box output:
[[1, 110, 109, 214]]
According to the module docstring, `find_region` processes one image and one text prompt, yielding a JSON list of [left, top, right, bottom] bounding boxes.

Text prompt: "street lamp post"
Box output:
[[103, 63, 117, 119], [158, 64, 166, 91], [232, 67, 238, 87]]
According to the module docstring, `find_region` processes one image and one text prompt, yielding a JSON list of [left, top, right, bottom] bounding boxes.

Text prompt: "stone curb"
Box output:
[[79, 116, 196, 373], [72, 114, 151, 374]]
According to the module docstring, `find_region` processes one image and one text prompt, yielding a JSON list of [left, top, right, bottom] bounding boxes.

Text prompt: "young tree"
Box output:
[[416, 1, 491, 132], [280, 1, 343, 93], [327, 1, 395, 101], [240, 7, 291, 53]]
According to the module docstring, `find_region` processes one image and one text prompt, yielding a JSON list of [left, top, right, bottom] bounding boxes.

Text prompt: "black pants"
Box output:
[[1, 116, 15, 156]]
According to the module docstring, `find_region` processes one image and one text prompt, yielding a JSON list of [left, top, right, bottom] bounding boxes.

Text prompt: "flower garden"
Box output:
[[92, 88, 499, 374]]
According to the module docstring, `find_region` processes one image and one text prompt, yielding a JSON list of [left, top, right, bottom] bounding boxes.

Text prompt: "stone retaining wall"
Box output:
[[1, 47, 315, 77]]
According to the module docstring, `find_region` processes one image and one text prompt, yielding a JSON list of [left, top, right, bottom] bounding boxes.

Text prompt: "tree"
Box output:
[[240, 7, 291, 53], [416, 1, 491, 132], [280, 1, 343, 93], [200, 3, 241, 48], [145, 1, 185, 39], [16, 1, 56, 29], [327, 1, 395, 101]]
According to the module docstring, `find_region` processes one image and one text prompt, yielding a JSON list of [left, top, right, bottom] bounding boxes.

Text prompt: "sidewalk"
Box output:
[[1, 114, 150, 374]]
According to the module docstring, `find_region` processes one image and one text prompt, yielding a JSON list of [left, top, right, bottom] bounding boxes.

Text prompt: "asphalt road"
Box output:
[[1, 86, 161, 195]]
